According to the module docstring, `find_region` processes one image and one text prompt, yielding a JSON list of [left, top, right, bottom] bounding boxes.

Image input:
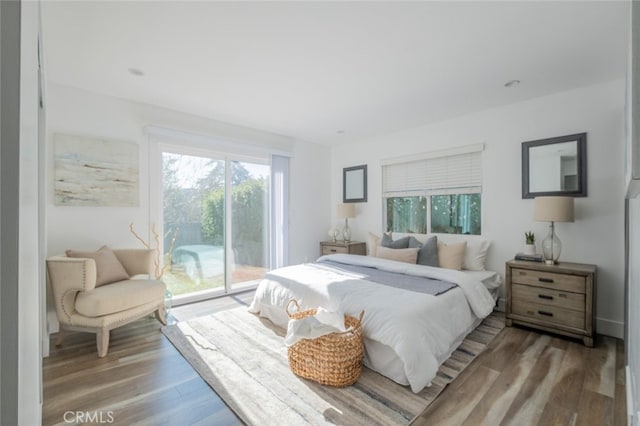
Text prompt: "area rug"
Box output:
[[162, 308, 504, 425]]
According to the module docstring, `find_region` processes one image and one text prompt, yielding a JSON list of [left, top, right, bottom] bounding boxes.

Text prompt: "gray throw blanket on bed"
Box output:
[[317, 259, 457, 296]]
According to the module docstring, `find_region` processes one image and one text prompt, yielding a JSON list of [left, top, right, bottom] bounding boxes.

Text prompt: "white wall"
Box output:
[[330, 79, 626, 338], [45, 83, 331, 326], [289, 139, 333, 264], [626, 1, 640, 423], [19, 3, 43, 421], [0, 1, 43, 424]]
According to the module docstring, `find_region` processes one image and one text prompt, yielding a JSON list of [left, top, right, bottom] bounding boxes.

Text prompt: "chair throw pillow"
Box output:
[[66, 245, 130, 287]]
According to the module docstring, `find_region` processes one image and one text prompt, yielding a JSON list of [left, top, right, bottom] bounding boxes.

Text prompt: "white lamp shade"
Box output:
[[534, 196, 575, 223], [336, 203, 356, 219]]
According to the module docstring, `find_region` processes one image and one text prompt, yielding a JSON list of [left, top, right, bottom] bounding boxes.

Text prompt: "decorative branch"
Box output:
[[129, 223, 150, 249], [129, 223, 179, 280], [161, 227, 179, 279]]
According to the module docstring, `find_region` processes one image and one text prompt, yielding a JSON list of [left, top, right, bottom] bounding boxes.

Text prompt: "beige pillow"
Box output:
[[375, 246, 419, 264], [367, 232, 381, 256], [66, 245, 130, 286], [437, 241, 467, 270]]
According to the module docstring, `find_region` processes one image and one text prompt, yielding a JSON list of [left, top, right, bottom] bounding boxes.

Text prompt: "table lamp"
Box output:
[[336, 203, 356, 242], [534, 196, 574, 265]]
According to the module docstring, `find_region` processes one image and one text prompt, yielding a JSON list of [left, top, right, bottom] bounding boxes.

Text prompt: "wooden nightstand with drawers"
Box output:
[[320, 241, 366, 256], [505, 259, 597, 347]]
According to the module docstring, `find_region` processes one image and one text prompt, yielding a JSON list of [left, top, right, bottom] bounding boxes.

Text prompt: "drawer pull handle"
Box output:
[[538, 310, 554, 317], [538, 277, 554, 283], [330, 249, 337, 253], [538, 294, 553, 300]]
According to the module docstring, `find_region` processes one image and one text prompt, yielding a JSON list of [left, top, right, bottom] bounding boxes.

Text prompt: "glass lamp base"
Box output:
[[342, 219, 351, 242], [541, 222, 562, 264]]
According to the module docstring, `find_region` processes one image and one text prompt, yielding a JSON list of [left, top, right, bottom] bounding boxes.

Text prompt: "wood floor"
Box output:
[[43, 291, 627, 426]]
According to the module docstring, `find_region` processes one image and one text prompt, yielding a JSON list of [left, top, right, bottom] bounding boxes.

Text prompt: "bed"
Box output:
[[248, 252, 500, 393]]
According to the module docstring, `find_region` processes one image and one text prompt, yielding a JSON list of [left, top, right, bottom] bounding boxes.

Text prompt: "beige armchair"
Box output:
[[46, 248, 167, 357]]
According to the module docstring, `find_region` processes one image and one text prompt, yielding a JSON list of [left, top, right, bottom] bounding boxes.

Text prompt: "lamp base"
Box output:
[[541, 222, 562, 265], [342, 218, 351, 243]]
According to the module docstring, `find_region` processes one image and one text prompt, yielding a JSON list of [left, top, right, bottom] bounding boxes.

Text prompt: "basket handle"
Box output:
[[332, 310, 365, 336], [286, 299, 301, 318]]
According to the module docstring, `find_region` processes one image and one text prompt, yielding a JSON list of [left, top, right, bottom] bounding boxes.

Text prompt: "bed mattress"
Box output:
[[249, 254, 497, 392]]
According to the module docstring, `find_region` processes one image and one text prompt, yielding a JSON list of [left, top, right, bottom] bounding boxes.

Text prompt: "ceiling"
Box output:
[[42, 1, 629, 146]]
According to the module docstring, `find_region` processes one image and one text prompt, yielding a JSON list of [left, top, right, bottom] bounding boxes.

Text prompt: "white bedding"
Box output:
[[248, 254, 496, 393]]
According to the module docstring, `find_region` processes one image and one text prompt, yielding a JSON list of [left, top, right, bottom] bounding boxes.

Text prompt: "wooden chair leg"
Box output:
[[96, 329, 110, 358], [55, 328, 65, 347], [155, 305, 167, 326]]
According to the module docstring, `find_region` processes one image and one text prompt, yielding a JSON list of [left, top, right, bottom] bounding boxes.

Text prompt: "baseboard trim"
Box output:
[[626, 366, 638, 426], [596, 317, 624, 339], [42, 334, 49, 358]]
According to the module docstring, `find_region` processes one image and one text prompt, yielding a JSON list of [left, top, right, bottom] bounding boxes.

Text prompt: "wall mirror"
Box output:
[[343, 164, 367, 203], [522, 133, 587, 199]]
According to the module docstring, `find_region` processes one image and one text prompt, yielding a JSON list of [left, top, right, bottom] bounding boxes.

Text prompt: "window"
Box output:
[[385, 196, 427, 234], [382, 146, 483, 235], [430, 193, 481, 234]]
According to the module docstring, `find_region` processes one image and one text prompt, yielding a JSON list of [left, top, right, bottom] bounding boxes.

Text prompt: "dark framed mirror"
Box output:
[[343, 164, 367, 203], [522, 133, 587, 199]]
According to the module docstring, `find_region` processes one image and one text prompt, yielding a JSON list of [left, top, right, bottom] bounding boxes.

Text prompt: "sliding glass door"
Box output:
[[160, 150, 270, 302], [162, 152, 226, 298], [229, 161, 269, 289]]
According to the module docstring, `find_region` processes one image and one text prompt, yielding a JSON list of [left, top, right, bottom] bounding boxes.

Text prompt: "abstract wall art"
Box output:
[[54, 133, 139, 206]]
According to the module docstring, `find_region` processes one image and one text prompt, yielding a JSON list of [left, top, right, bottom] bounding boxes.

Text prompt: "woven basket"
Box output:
[[286, 299, 364, 387]]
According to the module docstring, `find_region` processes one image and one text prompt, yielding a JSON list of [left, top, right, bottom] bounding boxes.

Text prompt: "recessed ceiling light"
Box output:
[[128, 68, 145, 77], [504, 79, 520, 88]]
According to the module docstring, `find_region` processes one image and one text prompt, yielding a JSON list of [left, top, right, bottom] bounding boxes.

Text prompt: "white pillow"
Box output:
[[463, 239, 491, 271], [375, 246, 419, 264]]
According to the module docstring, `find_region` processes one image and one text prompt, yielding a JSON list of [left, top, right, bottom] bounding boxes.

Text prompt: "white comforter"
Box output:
[[248, 254, 495, 393]]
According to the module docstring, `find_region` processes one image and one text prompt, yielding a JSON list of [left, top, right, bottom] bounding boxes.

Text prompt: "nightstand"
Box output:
[[320, 241, 366, 256], [505, 259, 597, 347]]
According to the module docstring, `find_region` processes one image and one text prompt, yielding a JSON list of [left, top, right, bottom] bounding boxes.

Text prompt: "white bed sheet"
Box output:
[[248, 254, 496, 393]]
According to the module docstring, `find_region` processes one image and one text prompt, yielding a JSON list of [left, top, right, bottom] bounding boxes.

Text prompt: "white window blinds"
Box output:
[[382, 147, 482, 195]]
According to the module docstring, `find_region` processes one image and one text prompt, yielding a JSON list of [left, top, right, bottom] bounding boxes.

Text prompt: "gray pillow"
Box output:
[[409, 236, 439, 267], [381, 233, 410, 249]]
